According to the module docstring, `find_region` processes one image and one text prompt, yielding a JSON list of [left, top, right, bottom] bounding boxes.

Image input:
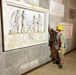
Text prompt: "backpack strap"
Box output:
[[57, 33, 62, 41]]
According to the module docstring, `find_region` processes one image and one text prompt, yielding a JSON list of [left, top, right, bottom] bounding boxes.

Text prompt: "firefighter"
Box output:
[[54, 24, 66, 69]]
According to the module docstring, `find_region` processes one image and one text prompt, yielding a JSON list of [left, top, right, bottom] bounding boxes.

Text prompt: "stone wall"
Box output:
[[0, 0, 76, 75]]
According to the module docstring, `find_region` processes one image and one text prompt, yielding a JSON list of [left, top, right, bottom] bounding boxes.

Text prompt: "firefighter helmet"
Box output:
[[57, 24, 63, 31]]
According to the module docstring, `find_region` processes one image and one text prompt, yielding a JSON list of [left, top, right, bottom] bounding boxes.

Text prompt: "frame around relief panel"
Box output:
[[1, 0, 49, 51]]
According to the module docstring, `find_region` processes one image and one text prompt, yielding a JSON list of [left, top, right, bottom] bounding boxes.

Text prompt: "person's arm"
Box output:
[[48, 26, 51, 34], [48, 26, 55, 34]]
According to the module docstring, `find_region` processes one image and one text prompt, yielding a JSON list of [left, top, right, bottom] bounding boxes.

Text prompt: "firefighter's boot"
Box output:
[[58, 65, 63, 69]]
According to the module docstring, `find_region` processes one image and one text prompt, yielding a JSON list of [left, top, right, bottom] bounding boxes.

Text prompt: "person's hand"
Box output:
[[48, 26, 51, 30], [58, 50, 61, 53]]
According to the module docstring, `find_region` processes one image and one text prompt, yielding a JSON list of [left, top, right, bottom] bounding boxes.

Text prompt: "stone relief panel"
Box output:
[[68, 8, 76, 19], [2, 0, 49, 51], [50, 0, 64, 17]]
